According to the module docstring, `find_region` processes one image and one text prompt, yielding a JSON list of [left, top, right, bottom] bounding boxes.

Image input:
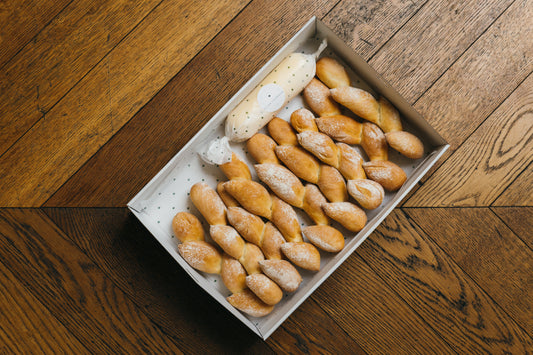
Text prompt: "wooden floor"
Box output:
[[1, 0, 532, 353]]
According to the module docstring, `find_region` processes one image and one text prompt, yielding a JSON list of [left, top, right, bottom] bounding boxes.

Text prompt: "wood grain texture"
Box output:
[[0, 0, 71, 68], [410, 0, 533, 150], [492, 162, 533, 206], [358, 209, 533, 353], [491, 207, 533, 249], [405, 207, 533, 335], [0, 0, 249, 207], [267, 298, 367, 354], [312, 252, 455, 354], [0, 259, 88, 354], [405, 72, 533, 207], [0, 0, 162, 156], [0, 209, 185, 353], [45, 0, 340, 207], [323, 0, 427, 60], [43, 207, 273, 354], [368, 0, 513, 103]]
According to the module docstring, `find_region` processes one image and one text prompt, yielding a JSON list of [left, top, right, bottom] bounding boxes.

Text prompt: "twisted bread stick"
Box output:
[[247, 133, 345, 253], [267, 117, 348, 203], [172, 212, 273, 316]]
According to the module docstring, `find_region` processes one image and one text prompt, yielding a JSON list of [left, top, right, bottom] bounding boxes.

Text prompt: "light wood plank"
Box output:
[[44, 0, 340, 207], [0, 209, 185, 353], [323, 0, 427, 60], [0, 0, 249, 207], [0, 0, 70, 68], [368, 0, 513, 103], [312, 252, 455, 354], [491, 207, 533, 249], [410, 0, 533, 150], [358, 209, 533, 353], [268, 298, 367, 354], [405, 72, 533, 207], [0, 259, 88, 354], [43, 207, 273, 354], [0, 0, 162, 155], [405, 207, 533, 335], [492, 162, 533, 206]]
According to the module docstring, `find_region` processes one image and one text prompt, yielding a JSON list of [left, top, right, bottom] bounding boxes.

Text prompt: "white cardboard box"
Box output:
[[127, 17, 449, 339]]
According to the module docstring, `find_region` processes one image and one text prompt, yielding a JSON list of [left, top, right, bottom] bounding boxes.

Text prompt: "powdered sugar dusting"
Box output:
[[259, 260, 302, 292], [255, 163, 303, 205], [297, 131, 337, 164]]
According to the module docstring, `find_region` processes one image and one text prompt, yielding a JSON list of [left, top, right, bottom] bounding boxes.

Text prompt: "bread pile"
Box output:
[[172, 56, 425, 318]]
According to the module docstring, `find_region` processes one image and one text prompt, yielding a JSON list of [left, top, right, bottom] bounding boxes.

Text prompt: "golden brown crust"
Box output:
[[302, 184, 330, 225], [297, 131, 340, 168], [254, 163, 305, 208], [259, 259, 302, 292], [220, 153, 252, 180], [315, 115, 363, 145], [378, 96, 402, 133], [361, 122, 388, 161], [330, 86, 380, 124], [290, 108, 318, 133], [303, 225, 345, 252], [245, 274, 283, 305], [190, 182, 227, 226], [226, 290, 274, 317], [177, 241, 222, 274], [303, 78, 342, 117], [347, 179, 385, 210], [223, 180, 272, 219], [385, 131, 424, 159], [226, 207, 264, 246], [317, 166, 348, 202], [217, 182, 240, 208], [270, 194, 303, 243], [221, 254, 247, 294], [274, 145, 320, 184], [240, 243, 264, 275], [337, 143, 366, 180], [281, 242, 321, 271], [268, 117, 298, 146], [316, 57, 351, 89], [322, 202, 367, 232], [209, 225, 246, 260], [247, 134, 279, 164], [363, 160, 407, 191], [172, 212, 205, 243], [260, 222, 285, 260]]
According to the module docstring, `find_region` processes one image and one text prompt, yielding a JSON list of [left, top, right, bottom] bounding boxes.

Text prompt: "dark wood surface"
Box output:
[[0, 0, 531, 353]]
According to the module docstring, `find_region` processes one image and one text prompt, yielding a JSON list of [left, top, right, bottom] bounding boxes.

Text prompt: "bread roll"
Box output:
[[259, 260, 302, 292], [303, 78, 341, 117], [322, 202, 367, 232], [246, 274, 283, 305], [347, 179, 385, 210], [385, 131, 424, 159], [363, 160, 407, 191], [221, 254, 247, 294], [217, 182, 240, 208], [177, 241, 222, 274], [316, 57, 351, 88], [281, 242, 321, 271], [190, 182, 227, 226], [303, 225, 345, 253], [254, 163, 305, 208], [226, 289, 274, 317], [172, 212, 205, 243]]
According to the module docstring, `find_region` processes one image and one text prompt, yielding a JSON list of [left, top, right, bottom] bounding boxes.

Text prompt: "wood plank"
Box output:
[[409, 0, 533, 150], [405, 72, 533, 207], [405, 207, 533, 335], [0, 258, 88, 354], [0, 208, 185, 353], [0, 0, 162, 155], [44, 0, 340, 208], [0, 0, 249, 207], [358, 209, 533, 353], [367, 0, 513, 103], [322, 0, 427, 60], [0, 0, 71, 68], [43, 207, 273, 354], [311, 250, 455, 354], [492, 162, 533, 206], [267, 298, 367, 354], [491, 207, 533, 249]]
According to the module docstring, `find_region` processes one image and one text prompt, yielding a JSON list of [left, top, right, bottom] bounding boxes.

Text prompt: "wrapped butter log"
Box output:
[[172, 212, 274, 317], [225, 40, 327, 142]]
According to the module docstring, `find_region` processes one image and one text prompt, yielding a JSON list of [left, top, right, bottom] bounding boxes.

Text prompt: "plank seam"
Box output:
[[489, 160, 533, 207], [403, 207, 533, 340]]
